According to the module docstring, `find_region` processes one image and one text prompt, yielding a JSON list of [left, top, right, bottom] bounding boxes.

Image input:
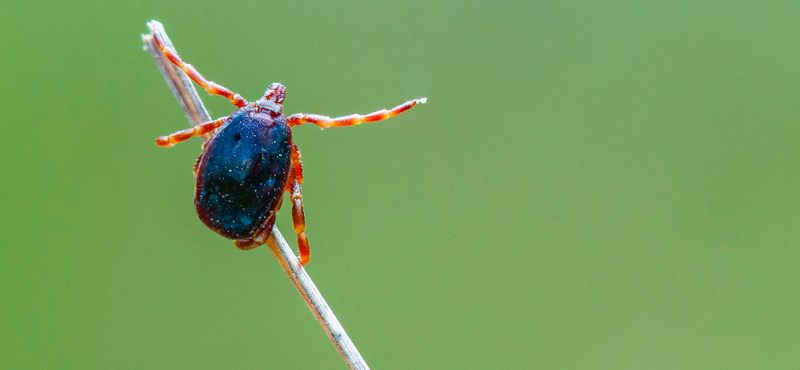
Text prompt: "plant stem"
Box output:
[[142, 20, 370, 370]]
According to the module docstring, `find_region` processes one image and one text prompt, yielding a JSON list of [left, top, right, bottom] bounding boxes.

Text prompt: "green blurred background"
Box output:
[[1, 1, 798, 368]]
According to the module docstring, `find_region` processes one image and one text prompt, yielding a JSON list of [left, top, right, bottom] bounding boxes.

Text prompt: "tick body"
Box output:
[[196, 108, 291, 241], [152, 33, 426, 265]]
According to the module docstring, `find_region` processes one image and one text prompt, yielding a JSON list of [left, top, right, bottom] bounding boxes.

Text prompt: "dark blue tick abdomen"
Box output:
[[195, 109, 292, 239]]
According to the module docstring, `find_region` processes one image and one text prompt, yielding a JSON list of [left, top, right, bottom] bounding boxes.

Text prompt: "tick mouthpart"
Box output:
[[264, 82, 287, 104]]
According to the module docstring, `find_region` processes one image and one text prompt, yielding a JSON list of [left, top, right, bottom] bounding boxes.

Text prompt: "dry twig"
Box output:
[[142, 20, 370, 370]]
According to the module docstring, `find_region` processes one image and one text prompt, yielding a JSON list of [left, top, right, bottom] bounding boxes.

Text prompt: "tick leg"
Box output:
[[291, 142, 304, 185], [286, 97, 427, 128], [152, 32, 248, 108], [290, 179, 310, 265], [234, 237, 259, 250], [156, 116, 230, 147], [234, 213, 276, 250]]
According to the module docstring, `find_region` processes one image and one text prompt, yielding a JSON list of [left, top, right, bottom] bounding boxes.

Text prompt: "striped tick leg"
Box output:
[[286, 97, 427, 128], [290, 141, 304, 184], [289, 177, 310, 265], [156, 116, 230, 147], [282, 142, 310, 264], [152, 32, 248, 108]]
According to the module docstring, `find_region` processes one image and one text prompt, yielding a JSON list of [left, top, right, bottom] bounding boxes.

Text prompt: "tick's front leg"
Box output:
[[287, 97, 427, 128], [152, 32, 248, 108]]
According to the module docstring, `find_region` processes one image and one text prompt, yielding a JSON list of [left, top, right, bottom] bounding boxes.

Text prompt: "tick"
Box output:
[[151, 33, 426, 265]]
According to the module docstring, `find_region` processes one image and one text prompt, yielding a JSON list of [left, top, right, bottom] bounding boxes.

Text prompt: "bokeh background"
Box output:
[[2, 1, 799, 369]]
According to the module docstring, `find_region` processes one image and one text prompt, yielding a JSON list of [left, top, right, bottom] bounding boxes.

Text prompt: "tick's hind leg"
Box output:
[[289, 179, 310, 265], [152, 32, 247, 108], [287, 97, 427, 128], [156, 116, 230, 147], [234, 213, 276, 250], [286, 143, 309, 264], [290, 142, 304, 184]]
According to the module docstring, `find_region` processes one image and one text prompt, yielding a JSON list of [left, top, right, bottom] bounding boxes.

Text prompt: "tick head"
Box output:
[[255, 83, 286, 115]]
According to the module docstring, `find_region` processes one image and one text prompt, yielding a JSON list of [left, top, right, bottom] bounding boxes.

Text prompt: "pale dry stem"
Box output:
[[142, 20, 370, 370]]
